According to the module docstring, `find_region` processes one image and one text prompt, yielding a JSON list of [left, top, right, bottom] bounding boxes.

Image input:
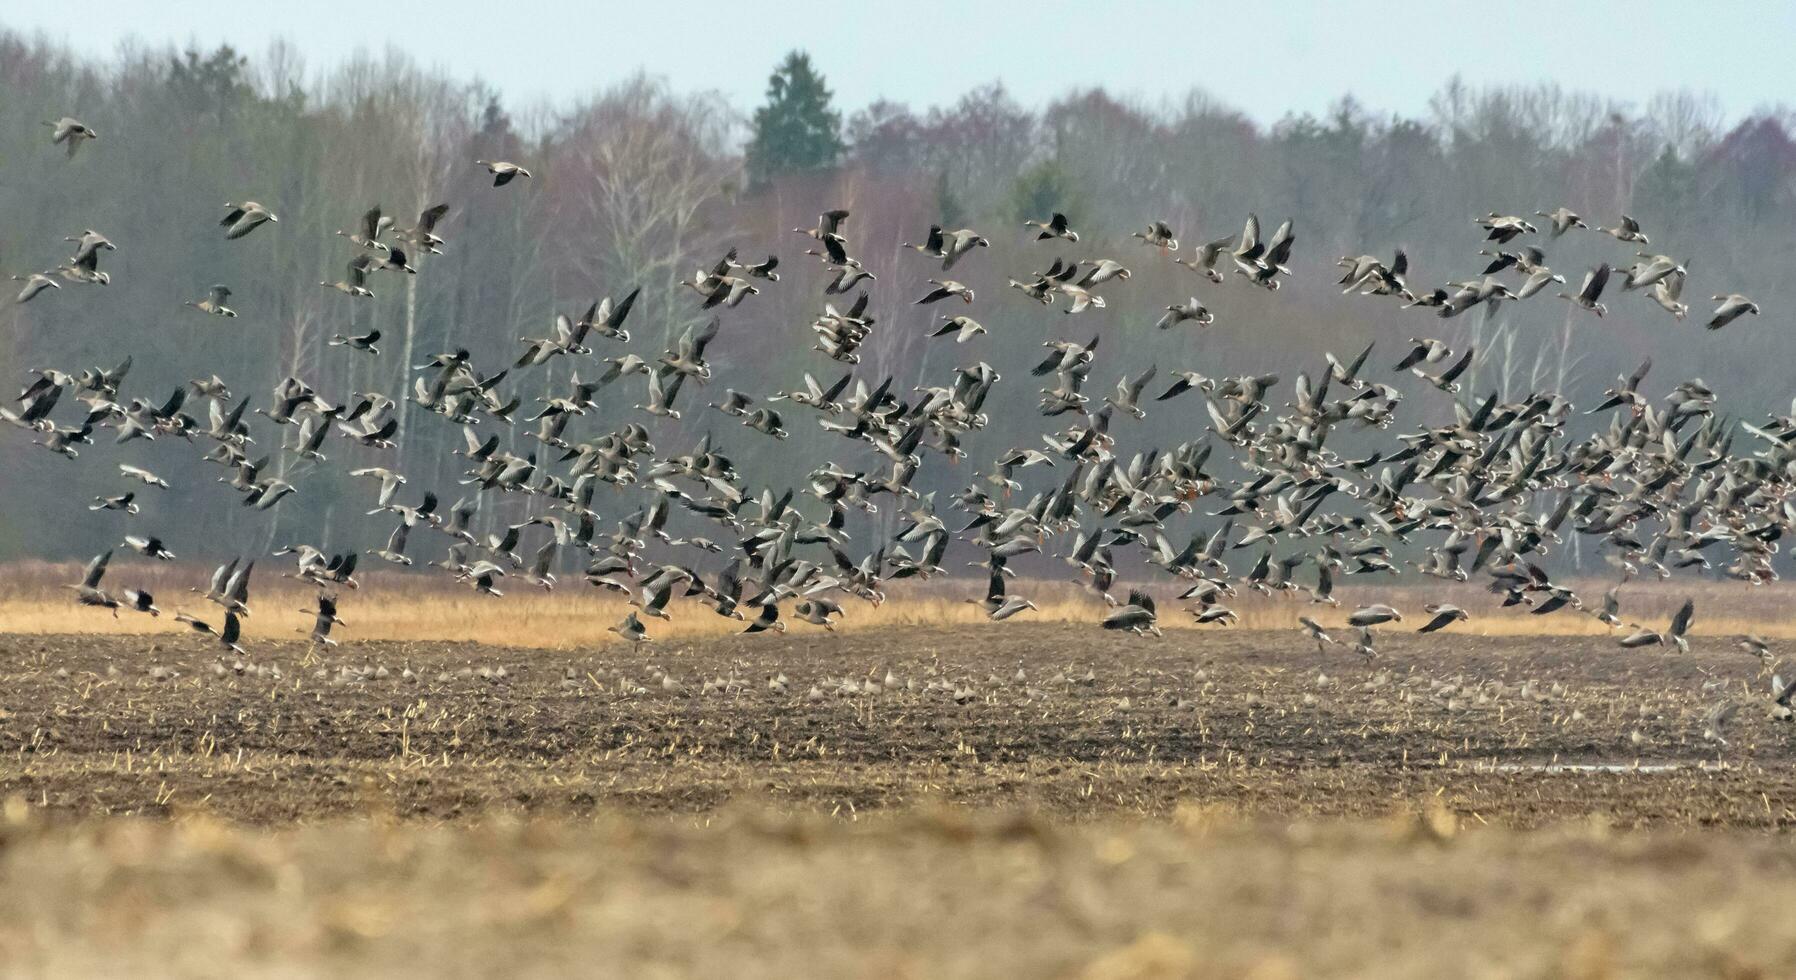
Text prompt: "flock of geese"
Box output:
[[7, 114, 1796, 719]]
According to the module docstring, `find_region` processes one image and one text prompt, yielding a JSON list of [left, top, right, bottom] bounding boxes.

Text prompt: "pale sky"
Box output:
[[5, 1, 1790, 124]]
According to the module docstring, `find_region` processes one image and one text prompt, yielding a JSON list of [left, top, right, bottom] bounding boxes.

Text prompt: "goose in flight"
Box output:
[[1102, 589, 1161, 636], [915, 279, 974, 305], [1534, 207, 1586, 237], [930, 315, 986, 343], [329, 329, 382, 355], [174, 610, 245, 655], [12, 273, 60, 304], [1175, 237, 1236, 283], [1132, 220, 1178, 252], [1156, 297, 1213, 330], [336, 206, 393, 252], [65, 551, 118, 614], [320, 256, 376, 298], [1415, 604, 1469, 633], [122, 535, 175, 560], [185, 284, 237, 317], [609, 610, 650, 643], [475, 159, 532, 186], [1618, 598, 1695, 653], [1598, 213, 1649, 245], [1024, 212, 1078, 243], [1707, 294, 1760, 330], [221, 202, 278, 240], [46, 116, 98, 157], [391, 203, 452, 255], [1558, 264, 1609, 317], [1347, 603, 1403, 627]]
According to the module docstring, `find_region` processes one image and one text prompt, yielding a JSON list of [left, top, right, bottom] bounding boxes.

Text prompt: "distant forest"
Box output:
[[2, 33, 1792, 562]]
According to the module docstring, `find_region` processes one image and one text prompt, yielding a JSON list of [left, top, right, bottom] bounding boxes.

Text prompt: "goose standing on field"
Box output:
[[475, 159, 532, 186], [1707, 293, 1760, 330], [1024, 212, 1078, 242], [46, 117, 98, 156], [185, 284, 238, 317], [220, 202, 278, 239]]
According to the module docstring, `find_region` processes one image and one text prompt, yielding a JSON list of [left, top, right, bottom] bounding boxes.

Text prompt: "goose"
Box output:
[[368, 522, 412, 565], [793, 599, 839, 630], [1055, 282, 1105, 314], [1353, 628, 1378, 660], [319, 256, 376, 297], [174, 610, 244, 655], [122, 535, 175, 560], [12, 273, 60, 304], [1415, 347, 1473, 393], [900, 223, 946, 257], [118, 588, 159, 616], [336, 206, 393, 251], [1476, 212, 1536, 243], [1101, 589, 1160, 636], [1535, 206, 1586, 237], [1024, 212, 1077, 242], [90, 491, 138, 515], [65, 551, 118, 614], [119, 464, 169, 487], [1415, 604, 1468, 633], [1557, 264, 1609, 317], [940, 228, 990, 270], [1155, 297, 1213, 330], [475, 159, 532, 186], [1620, 253, 1684, 291], [303, 593, 343, 646], [185, 284, 237, 317], [1076, 258, 1131, 288], [1132, 220, 1178, 252], [1648, 272, 1688, 320], [794, 209, 849, 241], [329, 329, 382, 354], [1598, 213, 1649, 245], [1105, 365, 1157, 420], [1297, 616, 1336, 653], [64, 230, 116, 265], [915, 279, 974, 305], [1515, 266, 1566, 300], [741, 603, 786, 634], [1707, 294, 1759, 330], [930, 315, 986, 343], [1175, 237, 1235, 282], [45, 117, 97, 156], [220, 202, 278, 239], [609, 611, 651, 643], [1347, 603, 1402, 627], [392, 203, 451, 254]]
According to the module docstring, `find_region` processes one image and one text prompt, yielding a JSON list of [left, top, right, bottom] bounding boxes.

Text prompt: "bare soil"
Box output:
[[1, 625, 1792, 828]]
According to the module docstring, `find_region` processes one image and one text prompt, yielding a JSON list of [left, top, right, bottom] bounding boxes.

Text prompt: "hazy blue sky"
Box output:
[[6, 2, 1791, 124]]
